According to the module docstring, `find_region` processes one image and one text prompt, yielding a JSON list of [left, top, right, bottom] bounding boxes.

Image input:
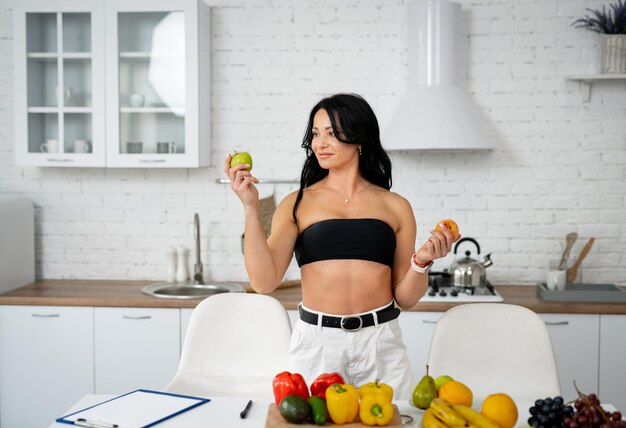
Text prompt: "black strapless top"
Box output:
[[294, 218, 396, 268]]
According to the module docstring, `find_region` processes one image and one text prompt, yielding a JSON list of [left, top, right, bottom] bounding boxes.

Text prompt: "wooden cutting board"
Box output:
[[265, 403, 404, 427]]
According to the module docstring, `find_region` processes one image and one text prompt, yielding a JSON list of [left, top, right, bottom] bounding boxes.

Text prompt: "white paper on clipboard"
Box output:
[[56, 389, 210, 428]]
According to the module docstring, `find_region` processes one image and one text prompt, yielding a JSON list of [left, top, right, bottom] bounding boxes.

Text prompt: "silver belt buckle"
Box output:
[[340, 316, 363, 331]]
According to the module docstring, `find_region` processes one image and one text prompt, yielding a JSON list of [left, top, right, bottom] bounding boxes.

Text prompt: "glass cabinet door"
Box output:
[[116, 11, 186, 159], [24, 12, 97, 159], [15, 0, 209, 168]]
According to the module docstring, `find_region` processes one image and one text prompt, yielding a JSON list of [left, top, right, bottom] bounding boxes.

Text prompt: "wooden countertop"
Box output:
[[1, 280, 626, 314]]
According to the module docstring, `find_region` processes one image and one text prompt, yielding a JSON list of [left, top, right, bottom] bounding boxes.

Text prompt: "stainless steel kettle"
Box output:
[[448, 237, 493, 287]]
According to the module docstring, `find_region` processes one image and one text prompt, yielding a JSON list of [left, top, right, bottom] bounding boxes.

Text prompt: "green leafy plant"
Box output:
[[572, 0, 626, 34]]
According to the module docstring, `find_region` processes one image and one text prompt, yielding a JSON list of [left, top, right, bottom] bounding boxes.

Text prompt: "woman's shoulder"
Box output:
[[276, 190, 299, 211], [372, 185, 413, 210]]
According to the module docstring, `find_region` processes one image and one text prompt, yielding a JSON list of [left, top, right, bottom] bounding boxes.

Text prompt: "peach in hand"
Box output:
[[436, 219, 460, 240]]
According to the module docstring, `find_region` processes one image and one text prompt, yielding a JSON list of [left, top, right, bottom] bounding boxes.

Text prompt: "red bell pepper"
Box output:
[[310, 372, 345, 399], [272, 371, 310, 407]]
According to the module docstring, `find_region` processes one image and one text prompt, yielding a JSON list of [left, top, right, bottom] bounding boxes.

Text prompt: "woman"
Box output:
[[224, 93, 458, 399]]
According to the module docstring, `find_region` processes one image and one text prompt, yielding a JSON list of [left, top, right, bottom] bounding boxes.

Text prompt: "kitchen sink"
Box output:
[[141, 282, 246, 299]]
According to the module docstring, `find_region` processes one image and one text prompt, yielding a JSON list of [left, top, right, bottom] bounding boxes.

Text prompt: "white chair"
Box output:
[[426, 303, 560, 402], [163, 293, 292, 399]]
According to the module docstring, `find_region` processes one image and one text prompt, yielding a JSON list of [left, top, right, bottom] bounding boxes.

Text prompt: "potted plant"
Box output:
[[572, 0, 626, 73]]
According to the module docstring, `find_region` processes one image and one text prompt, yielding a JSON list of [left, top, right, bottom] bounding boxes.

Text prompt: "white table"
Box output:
[[49, 395, 540, 428]]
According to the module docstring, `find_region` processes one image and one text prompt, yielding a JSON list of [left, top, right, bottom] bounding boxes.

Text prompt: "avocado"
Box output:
[[278, 395, 310, 424]]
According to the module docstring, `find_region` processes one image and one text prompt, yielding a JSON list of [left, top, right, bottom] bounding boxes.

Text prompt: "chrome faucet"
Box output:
[[193, 213, 204, 285]]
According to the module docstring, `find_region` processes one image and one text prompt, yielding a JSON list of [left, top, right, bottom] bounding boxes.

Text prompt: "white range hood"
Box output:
[[384, 0, 493, 150]]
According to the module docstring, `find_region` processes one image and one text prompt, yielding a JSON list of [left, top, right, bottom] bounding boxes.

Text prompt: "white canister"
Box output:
[[176, 245, 189, 283], [166, 245, 177, 283]]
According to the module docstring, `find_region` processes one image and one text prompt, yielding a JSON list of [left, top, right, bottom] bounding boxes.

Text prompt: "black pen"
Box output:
[[240, 399, 253, 419], [75, 418, 119, 428]]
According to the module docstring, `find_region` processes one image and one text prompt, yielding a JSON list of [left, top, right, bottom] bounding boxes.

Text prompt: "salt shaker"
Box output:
[[176, 245, 189, 283], [166, 245, 177, 283]]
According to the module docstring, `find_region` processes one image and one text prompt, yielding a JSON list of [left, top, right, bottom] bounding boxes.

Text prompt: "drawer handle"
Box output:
[[123, 315, 152, 320], [422, 320, 438, 324], [46, 158, 74, 163], [139, 159, 167, 163], [544, 321, 570, 326], [31, 313, 60, 318]]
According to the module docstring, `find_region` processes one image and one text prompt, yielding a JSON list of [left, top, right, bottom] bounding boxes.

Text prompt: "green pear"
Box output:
[[434, 375, 454, 391], [412, 365, 437, 409]]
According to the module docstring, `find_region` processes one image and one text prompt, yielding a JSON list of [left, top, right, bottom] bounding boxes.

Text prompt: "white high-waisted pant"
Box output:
[[288, 302, 416, 400]]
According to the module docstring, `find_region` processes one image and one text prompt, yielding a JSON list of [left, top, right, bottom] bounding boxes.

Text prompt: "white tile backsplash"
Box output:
[[0, 0, 624, 284]]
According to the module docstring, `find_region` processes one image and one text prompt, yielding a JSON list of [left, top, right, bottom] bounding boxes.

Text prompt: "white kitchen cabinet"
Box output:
[[13, 0, 211, 168], [287, 309, 299, 327], [398, 311, 443, 376], [599, 315, 626, 411], [13, 1, 106, 167], [0, 306, 94, 428], [540, 313, 600, 401], [104, 0, 211, 168], [94, 307, 180, 394]]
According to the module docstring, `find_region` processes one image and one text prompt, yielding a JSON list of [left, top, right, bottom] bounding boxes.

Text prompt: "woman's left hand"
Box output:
[[413, 223, 461, 265]]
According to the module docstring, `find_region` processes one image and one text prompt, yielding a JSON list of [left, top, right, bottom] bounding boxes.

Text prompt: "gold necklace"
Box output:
[[325, 181, 371, 203]]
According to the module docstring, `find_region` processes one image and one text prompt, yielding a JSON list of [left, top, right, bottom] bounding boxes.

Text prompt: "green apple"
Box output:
[[229, 151, 253, 171], [434, 375, 454, 391]]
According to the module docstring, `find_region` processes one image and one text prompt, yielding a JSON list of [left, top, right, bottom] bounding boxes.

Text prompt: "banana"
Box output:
[[423, 408, 449, 428], [429, 398, 467, 427], [453, 404, 501, 428]]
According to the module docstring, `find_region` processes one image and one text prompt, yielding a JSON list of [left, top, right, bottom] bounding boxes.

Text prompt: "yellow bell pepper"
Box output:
[[359, 393, 395, 426], [325, 383, 359, 425], [359, 379, 394, 402]]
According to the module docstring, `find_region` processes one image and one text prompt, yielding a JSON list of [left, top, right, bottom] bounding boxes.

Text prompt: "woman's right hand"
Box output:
[[223, 154, 260, 208]]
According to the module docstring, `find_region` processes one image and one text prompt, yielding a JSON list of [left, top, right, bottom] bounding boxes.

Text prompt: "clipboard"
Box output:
[[56, 389, 210, 428]]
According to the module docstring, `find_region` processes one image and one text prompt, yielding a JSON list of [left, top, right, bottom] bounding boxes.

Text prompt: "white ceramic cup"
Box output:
[[73, 139, 90, 153], [546, 259, 567, 291], [40, 139, 59, 153], [129, 94, 145, 108]]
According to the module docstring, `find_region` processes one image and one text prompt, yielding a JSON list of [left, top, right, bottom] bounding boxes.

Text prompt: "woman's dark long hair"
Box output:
[[292, 93, 393, 222]]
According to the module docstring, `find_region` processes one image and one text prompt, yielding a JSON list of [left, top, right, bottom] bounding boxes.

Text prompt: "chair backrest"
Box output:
[[426, 303, 560, 402], [162, 293, 292, 399]]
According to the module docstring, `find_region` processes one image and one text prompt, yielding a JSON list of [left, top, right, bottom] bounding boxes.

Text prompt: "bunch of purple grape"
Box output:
[[564, 392, 625, 428], [528, 396, 573, 428]]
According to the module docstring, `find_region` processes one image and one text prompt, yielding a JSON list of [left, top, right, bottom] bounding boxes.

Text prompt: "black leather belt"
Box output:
[[298, 302, 400, 331]]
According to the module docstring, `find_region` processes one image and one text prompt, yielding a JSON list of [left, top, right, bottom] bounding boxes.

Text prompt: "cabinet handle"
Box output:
[[31, 313, 60, 318], [122, 315, 152, 320], [138, 159, 167, 163], [544, 321, 570, 326], [422, 320, 438, 324], [46, 158, 74, 163]]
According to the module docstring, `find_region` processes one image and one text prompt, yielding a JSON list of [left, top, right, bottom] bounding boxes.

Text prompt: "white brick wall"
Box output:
[[0, 0, 624, 285]]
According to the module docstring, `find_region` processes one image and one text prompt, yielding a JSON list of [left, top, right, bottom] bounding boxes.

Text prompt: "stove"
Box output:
[[419, 272, 504, 303]]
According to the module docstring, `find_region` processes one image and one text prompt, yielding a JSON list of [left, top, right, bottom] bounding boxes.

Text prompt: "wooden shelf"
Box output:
[[565, 74, 626, 102]]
